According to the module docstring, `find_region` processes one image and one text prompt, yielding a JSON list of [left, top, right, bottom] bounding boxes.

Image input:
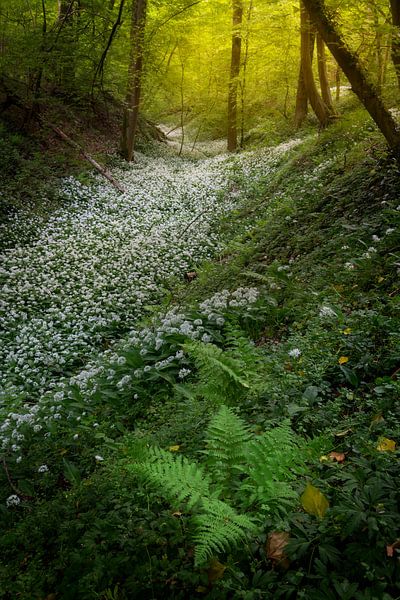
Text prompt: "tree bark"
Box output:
[[299, 2, 332, 128], [390, 0, 400, 89], [316, 33, 334, 113], [295, 1, 318, 129], [121, 0, 147, 162], [227, 0, 243, 152], [302, 0, 400, 157]]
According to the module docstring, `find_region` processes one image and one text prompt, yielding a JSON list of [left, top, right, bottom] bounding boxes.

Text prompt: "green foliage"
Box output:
[[129, 405, 303, 567]]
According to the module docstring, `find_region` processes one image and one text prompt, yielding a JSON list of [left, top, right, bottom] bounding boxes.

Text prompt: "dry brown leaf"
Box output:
[[266, 531, 290, 563], [387, 540, 400, 557], [329, 452, 346, 463]]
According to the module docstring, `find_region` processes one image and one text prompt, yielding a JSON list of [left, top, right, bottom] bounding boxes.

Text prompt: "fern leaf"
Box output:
[[129, 446, 211, 510], [243, 421, 302, 508], [193, 497, 256, 566], [184, 340, 251, 403], [203, 405, 251, 491]]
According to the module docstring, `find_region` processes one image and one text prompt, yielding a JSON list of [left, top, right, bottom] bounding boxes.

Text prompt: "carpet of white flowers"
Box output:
[[0, 139, 302, 465]]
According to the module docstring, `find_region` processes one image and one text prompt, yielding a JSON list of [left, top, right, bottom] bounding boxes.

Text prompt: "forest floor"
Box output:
[[0, 104, 399, 599]]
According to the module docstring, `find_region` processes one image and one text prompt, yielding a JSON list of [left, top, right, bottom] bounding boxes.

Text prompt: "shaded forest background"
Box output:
[[1, 0, 400, 161]]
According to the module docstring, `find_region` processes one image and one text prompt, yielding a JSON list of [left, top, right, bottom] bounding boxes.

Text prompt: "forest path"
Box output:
[[0, 138, 302, 405]]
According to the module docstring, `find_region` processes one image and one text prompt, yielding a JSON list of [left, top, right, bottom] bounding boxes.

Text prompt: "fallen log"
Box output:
[[48, 124, 127, 194], [0, 77, 127, 194]]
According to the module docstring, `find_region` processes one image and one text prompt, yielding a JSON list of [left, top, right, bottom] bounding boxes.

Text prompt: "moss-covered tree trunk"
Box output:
[[294, 28, 315, 128], [227, 0, 243, 152], [302, 0, 400, 158], [299, 1, 332, 128], [121, 0, 147, 162]]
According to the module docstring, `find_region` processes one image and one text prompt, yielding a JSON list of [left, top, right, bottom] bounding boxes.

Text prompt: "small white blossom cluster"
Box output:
[[319, 306, 337, 319]]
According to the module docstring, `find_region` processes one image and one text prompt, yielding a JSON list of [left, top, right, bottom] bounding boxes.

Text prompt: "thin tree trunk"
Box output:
[[294, 2, 316, 128], [335, 65, 341, 102], [390, 0, 400, 89], [121, 0, 147, 162], [302, 0, 400, 157], [58, 1, 76, 90], [300, 2, 331, 128], [227, 0, 243, 152], [240, 0, 253, 147], [317, 33, 334, 112]]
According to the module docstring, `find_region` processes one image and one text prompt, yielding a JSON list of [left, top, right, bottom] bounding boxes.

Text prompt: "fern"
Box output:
[[129, 408, 308, 567], [184, 340, 250, 404], [129, 446, 211, 510], [203, 405, 251, 492], [193, 498, 256, 566], [243, 421, 302, 508]]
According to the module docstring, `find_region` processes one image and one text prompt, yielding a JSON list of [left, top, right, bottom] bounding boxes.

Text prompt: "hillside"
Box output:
[[0, 105, 399, 599]]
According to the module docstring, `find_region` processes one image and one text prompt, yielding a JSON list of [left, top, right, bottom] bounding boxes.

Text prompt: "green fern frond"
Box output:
[[223, 324, 263, 374], [185, 340, 250, 387], [243, 421, 302, 507], [184, 340, 251, 404], [129, 447, 211, 510], [203, 405, 251, 490], [193, 497, 256, 566]]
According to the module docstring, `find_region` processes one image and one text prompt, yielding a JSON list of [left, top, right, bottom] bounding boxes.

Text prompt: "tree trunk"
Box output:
[[121, 0, 147, 162], [227, 0, 243, 152], [58, 1, 76, 90], [335, 65, 341, 102], [302, 0, 400, 157], [316, 33, 334, 113], [390, 0, 400, 89], [240, 0, 253, 147], [300, 2, 331, 128]]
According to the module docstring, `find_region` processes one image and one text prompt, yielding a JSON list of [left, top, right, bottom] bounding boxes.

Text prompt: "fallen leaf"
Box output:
[[266, 531, 290, 564], [371, 414, 385, 425], [387, 540, 400, 557], [376, 437, 396, 452], [338, 356, 349, 365], [169, 445, 181, 452], [185, 271, 198, 282], [207, 559, 226, 583], [172, 511, 183, 517], [343, 328, 352, 335], [301, 483, 329, 519], [329, 452, 346, 463]]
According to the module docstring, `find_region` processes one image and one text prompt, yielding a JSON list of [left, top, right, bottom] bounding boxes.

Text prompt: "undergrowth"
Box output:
[[0, 108, 399, 599]]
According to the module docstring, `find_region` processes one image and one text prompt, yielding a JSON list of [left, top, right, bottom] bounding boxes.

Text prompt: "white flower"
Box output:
[[288, 348, 301, 359], [95, 455, 104, 462], [372, 235, 380, 242], [385, 228, 395, 235], [341, 245, 349, 250], [319, 306, 337, 318], [345, 262, 355, 270], [178, 368, 191, 379], [73, 434, 79, 440], [6, 494, 21, 507], [38, 464, 49, 473]]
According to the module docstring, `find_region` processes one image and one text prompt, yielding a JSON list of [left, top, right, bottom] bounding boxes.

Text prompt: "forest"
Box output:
[[0, 0, 399, 598]]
